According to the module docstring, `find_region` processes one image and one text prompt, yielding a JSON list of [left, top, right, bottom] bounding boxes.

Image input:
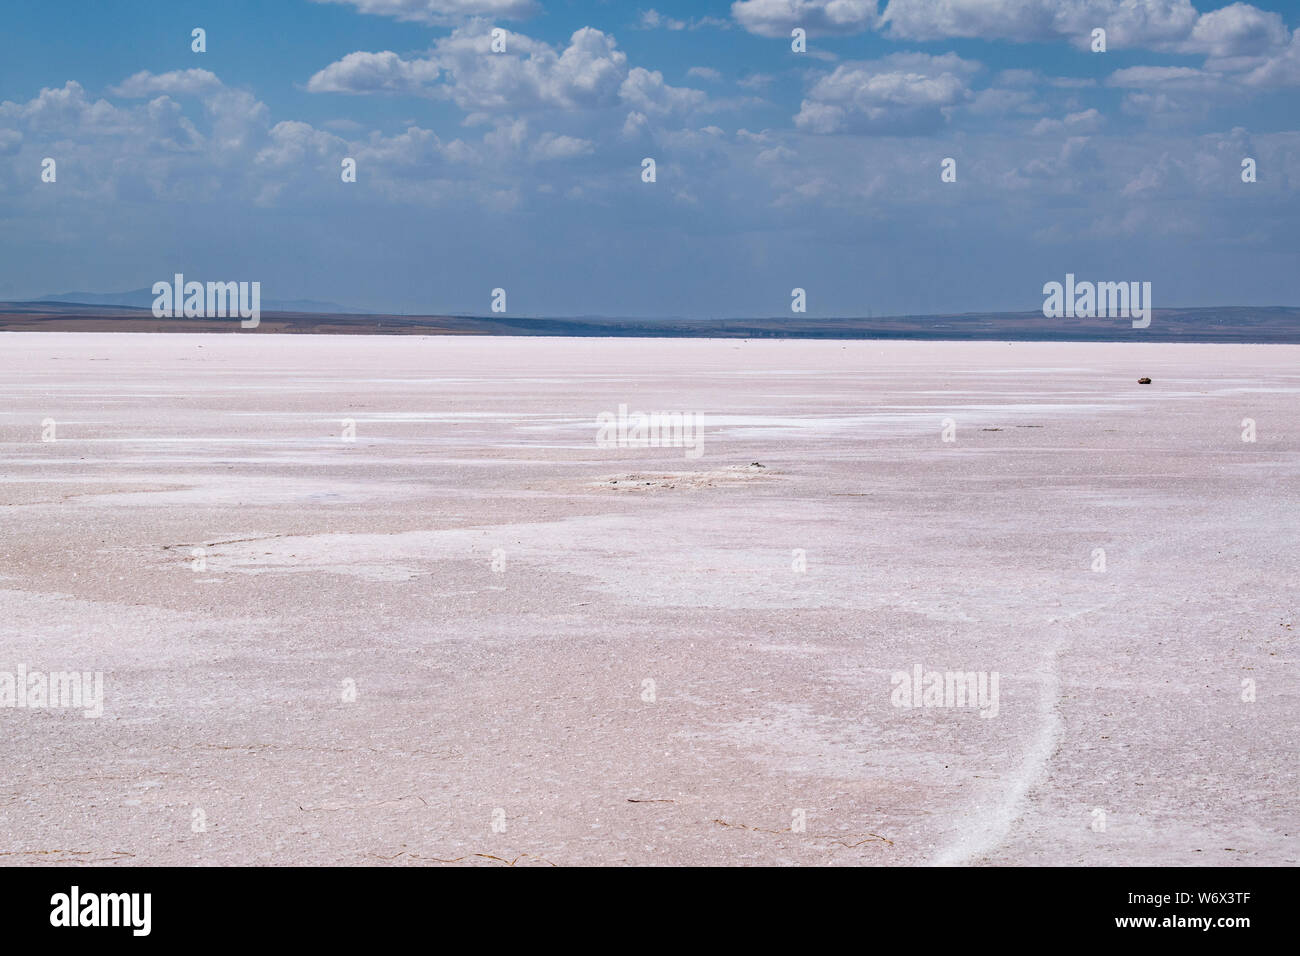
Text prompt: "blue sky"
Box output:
[[1, 0, 1297, 317]]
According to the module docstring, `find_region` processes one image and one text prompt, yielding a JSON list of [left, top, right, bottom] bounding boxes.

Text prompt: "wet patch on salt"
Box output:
[[593, 463, 776, 491]]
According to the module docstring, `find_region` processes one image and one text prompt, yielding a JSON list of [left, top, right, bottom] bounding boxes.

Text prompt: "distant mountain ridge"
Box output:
[[38, 288, 359, 314], [3, 302, 1299, 343]]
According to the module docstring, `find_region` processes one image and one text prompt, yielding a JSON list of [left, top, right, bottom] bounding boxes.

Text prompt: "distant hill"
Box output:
[[2, 302, 1298, 342], [37, 289, 359, 314]]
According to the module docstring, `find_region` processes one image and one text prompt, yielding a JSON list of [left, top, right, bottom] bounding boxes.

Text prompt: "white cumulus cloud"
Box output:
[[310, 0, 539, 25], [308, 23, 707, 115], [795, 52, 979, 133], [110, 69, 224, 97], [732, 0, 880, 38]]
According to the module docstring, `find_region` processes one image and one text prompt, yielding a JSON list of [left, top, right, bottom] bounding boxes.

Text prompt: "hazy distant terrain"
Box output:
[[3, 301, 1299, 343], [36, 289, 358, 314]]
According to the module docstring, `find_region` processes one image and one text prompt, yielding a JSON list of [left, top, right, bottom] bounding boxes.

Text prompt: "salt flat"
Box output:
[[0, 333, 1296, 866]]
